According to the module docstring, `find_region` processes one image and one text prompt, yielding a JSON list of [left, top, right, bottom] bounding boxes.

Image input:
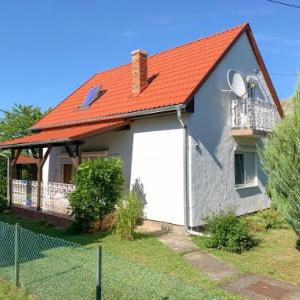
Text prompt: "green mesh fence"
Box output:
[[0, 222, 218, 300]]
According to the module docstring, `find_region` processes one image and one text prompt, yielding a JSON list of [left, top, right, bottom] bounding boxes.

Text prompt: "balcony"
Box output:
[[231, 97, 279, 137]]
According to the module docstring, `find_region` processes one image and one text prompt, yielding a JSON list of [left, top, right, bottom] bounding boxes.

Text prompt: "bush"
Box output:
[[0, 195, 6, 213], [114, 192, 143, 240], [205, 212, 256, 253], [244, 208, 286, 232], [0, 160, 7, 213], [68, 158, 124, 232], [261, 82, 300, 236]]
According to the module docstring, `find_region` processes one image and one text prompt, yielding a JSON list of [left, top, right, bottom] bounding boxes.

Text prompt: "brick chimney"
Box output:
[[131, 49, 148, 96]]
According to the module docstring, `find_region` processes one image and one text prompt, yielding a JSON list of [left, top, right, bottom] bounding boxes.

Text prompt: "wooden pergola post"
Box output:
[[8, 149, 21, 207], [36, 148, 43, 211], [64, 143, 82, 175], [36, 146, 52, 211]]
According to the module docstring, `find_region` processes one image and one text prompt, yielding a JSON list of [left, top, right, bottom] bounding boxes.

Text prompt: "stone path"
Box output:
[[138, 221, 300, 300], [221, 274, 300, 300], [184, 251, 238, 281]]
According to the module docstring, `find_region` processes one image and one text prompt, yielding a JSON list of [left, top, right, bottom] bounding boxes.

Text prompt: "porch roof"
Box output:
[[0, 119, 129, 150]]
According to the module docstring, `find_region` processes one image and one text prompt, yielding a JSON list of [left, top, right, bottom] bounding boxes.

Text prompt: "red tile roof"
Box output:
[[0, 23, 283, 149], [16, 155, 38, 165], [32, 23, 281, 130], [0, 120, 129, 148]]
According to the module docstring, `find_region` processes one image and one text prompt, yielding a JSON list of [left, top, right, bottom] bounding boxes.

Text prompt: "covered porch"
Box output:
[[0, 119, 130, 222]]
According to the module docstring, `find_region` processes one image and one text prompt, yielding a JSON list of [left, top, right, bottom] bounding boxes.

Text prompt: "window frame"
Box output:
[[234, 150, 258, 189]]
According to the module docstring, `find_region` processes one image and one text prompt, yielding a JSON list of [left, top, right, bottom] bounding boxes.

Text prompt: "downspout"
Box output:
[[176, 105, 206, 237]]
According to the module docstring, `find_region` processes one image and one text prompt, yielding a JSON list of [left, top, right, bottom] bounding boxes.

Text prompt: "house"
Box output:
[[0, 23, 283, 229]]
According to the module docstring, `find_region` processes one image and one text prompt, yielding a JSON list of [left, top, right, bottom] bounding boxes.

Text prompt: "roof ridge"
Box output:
[[92, 23, 248, 77], [149, 23, 248, 59]]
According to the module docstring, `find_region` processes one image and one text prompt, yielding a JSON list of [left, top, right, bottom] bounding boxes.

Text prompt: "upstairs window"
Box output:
[[234, 152, 257, 187], [81, 86, 103, 108]]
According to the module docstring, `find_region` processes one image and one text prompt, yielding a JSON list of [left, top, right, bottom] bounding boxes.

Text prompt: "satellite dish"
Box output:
[[227, 69, 246, 98]]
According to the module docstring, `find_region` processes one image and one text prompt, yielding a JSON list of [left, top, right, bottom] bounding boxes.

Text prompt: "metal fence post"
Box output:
[[96, 245, 102, 300], [15, 223, 20, 287]]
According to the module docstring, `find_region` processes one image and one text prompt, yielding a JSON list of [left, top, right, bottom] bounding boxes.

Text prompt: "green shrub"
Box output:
[[0, 195, 6, 213], [205, 212, 256, 253], [68, 158, 124, 232], [245, 208, 286, 232], [114, 191, 143, 240]]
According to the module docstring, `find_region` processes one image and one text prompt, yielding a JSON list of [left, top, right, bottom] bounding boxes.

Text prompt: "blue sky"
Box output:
[[0, 0, 299, 113]]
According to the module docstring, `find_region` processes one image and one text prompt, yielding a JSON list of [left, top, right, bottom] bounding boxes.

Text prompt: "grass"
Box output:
[[193, 228, 300, 286], [0, 277, 32, 300], [0, 212, 243, 300]]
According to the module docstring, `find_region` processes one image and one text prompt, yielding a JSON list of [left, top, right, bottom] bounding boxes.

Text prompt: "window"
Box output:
[[234, 152, 256, 187], [247, 82, 256, 99], [63, 164, 74, 184]]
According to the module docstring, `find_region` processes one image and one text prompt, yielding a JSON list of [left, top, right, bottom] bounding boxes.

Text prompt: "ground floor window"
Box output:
[[63, 164, 74, 184], [234, 151, 257, 187]]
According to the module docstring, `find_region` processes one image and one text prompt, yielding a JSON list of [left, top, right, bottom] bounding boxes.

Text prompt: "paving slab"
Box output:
[[184, 251, 239, 281], [221, 274, 300, 300], [137, 221, 198, 253]]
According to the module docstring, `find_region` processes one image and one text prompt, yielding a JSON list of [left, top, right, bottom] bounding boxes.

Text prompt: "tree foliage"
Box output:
[[0, 104, 48, 202], [262, 82, 300, 236], [0, 104, 47, 142], [69, 158, 124, 232]]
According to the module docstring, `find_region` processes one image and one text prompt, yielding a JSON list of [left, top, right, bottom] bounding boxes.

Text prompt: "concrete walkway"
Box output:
[[138, 221, 300, 300]]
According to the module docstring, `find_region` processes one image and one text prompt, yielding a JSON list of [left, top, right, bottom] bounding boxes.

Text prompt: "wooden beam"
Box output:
[[41, 146, 52, 168], [11, 149, 21, 167], [36, 148, 43, 211], [64, 144, 78, 169], [74, 144, 81, 170]]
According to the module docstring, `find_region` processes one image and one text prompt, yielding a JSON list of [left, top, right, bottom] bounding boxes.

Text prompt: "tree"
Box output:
[[0, 104, 49, 203], [262, 81, 300, 236], [0, 104, 48, 142]]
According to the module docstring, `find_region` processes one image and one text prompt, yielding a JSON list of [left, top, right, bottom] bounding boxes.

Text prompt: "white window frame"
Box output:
[[234, 148, 258, 189]]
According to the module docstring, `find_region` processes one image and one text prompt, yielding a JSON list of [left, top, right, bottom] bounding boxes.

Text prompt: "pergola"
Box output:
[[0, 119, 130, 211]]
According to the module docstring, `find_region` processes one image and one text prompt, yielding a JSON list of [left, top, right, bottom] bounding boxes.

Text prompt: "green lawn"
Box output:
[[0, 212, 242, 300], [193, 228, 300, 286], [0, 277, 31, 300]]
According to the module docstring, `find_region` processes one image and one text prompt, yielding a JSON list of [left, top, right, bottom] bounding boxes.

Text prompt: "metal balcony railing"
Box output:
[[231, 97, 279, 132]]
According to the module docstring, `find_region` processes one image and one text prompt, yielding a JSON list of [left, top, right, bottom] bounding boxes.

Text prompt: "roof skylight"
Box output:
[[82, 86, 102, 107]]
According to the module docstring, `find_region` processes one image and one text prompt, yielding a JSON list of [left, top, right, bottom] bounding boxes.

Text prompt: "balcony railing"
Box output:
[[12, 180, 75, 215], [231, 97, 279, 132]]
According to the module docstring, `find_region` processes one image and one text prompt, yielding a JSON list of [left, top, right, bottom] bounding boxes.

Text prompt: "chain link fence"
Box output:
[[0, 221, 217, 300]]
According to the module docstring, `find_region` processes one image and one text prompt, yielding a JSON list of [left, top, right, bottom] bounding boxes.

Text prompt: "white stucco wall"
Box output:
[[187, 33, 277, 227], [42, 115, 185, 225], [130, 117, 184, 225]]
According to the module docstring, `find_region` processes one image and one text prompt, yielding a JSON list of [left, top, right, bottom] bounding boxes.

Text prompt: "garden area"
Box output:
[[192, 209, 300, 287], [0, 212, 242, 300]]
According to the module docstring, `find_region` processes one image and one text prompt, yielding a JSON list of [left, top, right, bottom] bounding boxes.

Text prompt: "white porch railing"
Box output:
[[12, 180, 75, 215], [231, 98, 279, 132]]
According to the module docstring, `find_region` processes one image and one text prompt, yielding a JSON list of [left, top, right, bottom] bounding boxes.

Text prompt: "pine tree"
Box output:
[[262, 81, 300, 235]]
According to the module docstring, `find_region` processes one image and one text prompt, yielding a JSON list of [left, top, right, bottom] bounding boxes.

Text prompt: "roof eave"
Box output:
[[0, 138, 74, 150], [31, 104, 187, 131]]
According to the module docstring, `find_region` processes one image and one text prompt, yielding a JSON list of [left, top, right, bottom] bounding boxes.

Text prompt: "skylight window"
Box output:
[[82, 86, 102, 108]]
